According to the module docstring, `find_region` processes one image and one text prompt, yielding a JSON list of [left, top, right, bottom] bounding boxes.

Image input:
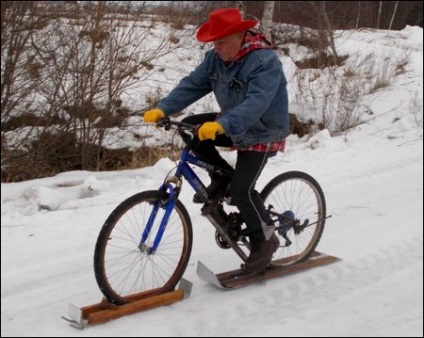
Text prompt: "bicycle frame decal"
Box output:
[[177, 150, 213, 202]]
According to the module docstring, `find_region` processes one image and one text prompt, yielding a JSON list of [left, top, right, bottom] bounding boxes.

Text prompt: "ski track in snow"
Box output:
[[183, 237, 423, 337]]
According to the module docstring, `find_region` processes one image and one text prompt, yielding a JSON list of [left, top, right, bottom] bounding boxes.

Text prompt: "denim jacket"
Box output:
[[157, 48, 290, 147]]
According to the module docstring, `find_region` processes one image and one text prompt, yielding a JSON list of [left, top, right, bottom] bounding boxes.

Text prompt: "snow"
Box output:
[[1, 23, 423, 337]]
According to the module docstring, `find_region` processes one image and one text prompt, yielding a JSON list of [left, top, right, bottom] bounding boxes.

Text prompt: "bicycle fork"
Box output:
[[140, 184, 176, 254], [201, 203, 248, 262]]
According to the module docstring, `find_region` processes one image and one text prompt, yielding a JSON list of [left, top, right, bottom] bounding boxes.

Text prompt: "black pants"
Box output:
[[180, 113, 275, 241]]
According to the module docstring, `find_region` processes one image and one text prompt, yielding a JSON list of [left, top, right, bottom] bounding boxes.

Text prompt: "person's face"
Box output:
[[213, 32, 244, 62]]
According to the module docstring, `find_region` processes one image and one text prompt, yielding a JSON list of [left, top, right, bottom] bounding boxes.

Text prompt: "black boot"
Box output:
[[193, 175, 230, 204], [244, 233, 280, 273]]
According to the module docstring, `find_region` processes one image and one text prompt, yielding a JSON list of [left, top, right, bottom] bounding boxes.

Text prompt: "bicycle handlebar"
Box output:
[[156, 117, 197, 132]]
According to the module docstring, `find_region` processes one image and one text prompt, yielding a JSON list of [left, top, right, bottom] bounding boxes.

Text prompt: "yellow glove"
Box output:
[[143, 108, 165, 123], [198, 122, 224, 141]]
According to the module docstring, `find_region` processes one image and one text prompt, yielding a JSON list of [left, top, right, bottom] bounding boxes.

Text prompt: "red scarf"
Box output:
[[234, 30, 273, 61]]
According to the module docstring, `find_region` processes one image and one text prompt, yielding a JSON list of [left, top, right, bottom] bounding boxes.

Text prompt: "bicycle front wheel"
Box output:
[[261, 171, 326, 266], [94, 190, 192, 305]]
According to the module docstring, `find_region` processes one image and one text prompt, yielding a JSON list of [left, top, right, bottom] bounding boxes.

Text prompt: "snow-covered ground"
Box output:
[[1, 24, 423, 337]]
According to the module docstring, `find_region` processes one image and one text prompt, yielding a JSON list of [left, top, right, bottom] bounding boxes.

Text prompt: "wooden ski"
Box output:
[[197, 251, 340, 289]]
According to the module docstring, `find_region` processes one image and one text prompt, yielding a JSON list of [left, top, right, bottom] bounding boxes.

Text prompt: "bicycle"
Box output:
[[94, 117, 327, 305]]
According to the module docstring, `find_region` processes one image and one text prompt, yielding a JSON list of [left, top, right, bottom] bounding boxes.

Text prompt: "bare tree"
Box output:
[[355, 1, 361, 29], [42, 2, 183, 170], [376, 1, 383, 28], [2, 1, 191, 180], [262, 1, 275, 42], [388, 1, 399, 30], [307, 1, 338, 65], [234, 1, 245, 16], [1, 2, 50, 122], [320, 2, 338, 61]]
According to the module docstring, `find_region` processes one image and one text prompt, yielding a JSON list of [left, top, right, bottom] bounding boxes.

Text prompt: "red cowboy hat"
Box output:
[[196, 8, 258, 43]]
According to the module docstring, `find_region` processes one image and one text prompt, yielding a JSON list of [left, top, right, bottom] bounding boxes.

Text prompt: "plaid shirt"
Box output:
[[235, 139, 286, 153], [232, 31, 286, 153]]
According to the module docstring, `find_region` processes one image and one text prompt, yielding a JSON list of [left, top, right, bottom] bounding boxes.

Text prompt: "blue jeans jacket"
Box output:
[[157, 48, 290, 147]]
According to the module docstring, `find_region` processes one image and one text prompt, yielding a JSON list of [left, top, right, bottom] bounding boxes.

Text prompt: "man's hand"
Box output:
[[198, 122, 224, 141], [143, 108, 165, 123]]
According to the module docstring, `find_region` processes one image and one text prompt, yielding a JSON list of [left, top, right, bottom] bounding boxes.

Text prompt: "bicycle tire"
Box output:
[[260, 171, 326, 266], [94, 190, 192, 305]]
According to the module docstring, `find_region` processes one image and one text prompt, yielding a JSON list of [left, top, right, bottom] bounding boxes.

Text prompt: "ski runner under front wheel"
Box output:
[[94, 190, 193, 305]]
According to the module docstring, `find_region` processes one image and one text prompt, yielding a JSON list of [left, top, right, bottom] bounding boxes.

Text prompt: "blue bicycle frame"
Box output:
[[140, 145, 233, 254]]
